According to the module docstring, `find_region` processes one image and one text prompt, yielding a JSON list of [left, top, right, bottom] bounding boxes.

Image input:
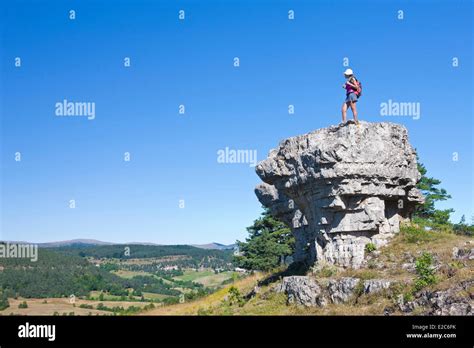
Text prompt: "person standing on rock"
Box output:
[[341, 68, 361, 124]]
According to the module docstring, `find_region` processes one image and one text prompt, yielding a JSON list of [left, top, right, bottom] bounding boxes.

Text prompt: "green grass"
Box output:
[[400, 223, 439, 243], [194, 272, 235, 287], [173, 270, 215, 282], [112, 270, 151, 279], [89, 291, 127, 301], [170, 270, 235, 290], [314, 265, 338, 278], [142, 292, 171, 300]]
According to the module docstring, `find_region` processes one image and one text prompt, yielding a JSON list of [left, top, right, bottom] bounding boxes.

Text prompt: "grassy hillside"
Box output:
[[144, 222, 473, 315]]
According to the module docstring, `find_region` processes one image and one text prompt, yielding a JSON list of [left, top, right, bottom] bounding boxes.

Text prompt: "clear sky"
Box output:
[[1, 0, 472, 244]]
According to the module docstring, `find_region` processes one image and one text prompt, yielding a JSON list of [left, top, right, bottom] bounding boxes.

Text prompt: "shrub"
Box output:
[[143, 303, 155, 311], [316, 265, 337, 278], [403, 292, 414, 302], [18, 301, 28, 309], [414, 252, 437, 291], [453, 215, 474, 236], [197, 307, 213, 316], [365, 243, 376, 253], [353, 281, 365, 298], [227, 286, 245, 307], [401, 223, 435, 243]]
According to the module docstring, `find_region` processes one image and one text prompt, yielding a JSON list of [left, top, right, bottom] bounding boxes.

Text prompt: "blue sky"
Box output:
[[1, 0, 472, 244]]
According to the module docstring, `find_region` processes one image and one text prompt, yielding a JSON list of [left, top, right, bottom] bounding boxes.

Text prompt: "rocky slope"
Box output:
[[144, 225, 472, 316], [272, 227, 473, 315], [255, 121, 424, 268]]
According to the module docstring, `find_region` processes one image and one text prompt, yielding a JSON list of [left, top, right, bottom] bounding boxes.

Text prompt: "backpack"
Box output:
[[353, 78, 363, 98]]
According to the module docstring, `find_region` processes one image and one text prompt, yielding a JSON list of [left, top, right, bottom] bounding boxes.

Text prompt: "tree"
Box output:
[[453, 215, 474, 236], [235, 208, 294, 272], [415, 159, 454, 225], [0, 292, 9, 310]]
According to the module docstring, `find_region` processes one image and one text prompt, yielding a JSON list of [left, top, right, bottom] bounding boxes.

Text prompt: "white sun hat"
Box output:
[[344, 68, 354, 76]]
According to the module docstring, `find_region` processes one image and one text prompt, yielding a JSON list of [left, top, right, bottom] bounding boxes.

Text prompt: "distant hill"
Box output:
[[1, 239, 234, 249], [37, 239, 115, 247], [192, 243, 236, 250]]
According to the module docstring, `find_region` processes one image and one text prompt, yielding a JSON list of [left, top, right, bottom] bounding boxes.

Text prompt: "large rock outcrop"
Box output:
[[255, 121, 424, 268]]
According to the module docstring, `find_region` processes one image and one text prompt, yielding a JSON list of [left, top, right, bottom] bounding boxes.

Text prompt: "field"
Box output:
[[173, 270, 235, 287], [88, 291, 140, 301], [141, 292, 171, 300], [111, 270, 151, 279], [1, 297, 155, 316]]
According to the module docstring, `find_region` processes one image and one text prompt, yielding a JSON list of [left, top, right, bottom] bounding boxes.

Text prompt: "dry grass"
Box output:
[[142, 273, 262, 315]]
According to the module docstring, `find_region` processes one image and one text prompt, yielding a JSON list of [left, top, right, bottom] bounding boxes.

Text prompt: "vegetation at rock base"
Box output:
[[365, 243, 376, 253]]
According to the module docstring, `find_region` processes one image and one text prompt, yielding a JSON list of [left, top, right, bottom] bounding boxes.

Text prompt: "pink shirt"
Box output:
[[345, 79, 357, 94]]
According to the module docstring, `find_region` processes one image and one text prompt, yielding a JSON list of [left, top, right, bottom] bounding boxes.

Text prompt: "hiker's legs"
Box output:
[[341, 102, 348, 122], [349, 101, 358, 123]]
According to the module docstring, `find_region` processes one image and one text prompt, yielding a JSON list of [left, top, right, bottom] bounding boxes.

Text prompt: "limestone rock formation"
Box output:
[[277, 276, 326, 307], [452, 246, 474, 261], [363, 279, 391, 294], [255, 121, 424, 268], [277, 276, 394, 307], [398, 279, 474, 315], [327, 277, 360, 304]]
